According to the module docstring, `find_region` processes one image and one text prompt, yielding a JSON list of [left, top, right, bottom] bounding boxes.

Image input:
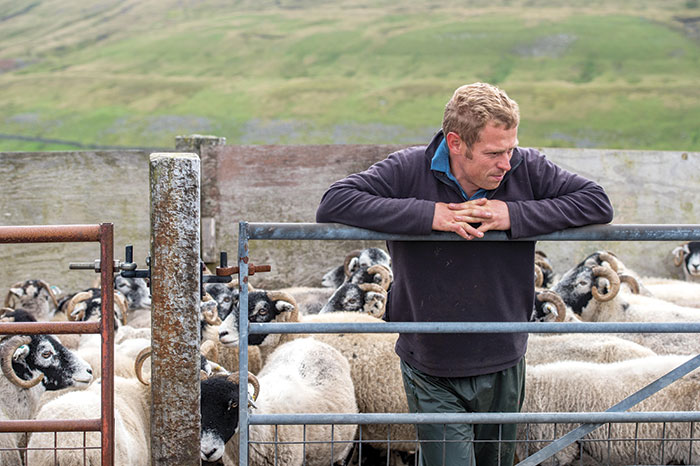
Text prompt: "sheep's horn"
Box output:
[[1, 336, 44, 388], [534, 256, 553, 272], [134, 347, 152, 386], [227, 371, 261, 403], [4, 281, 24, 308], [673, 243, 689, 267], [36, 280, 59, 309], [534, 265, 544, 288], [536, 290, 567, 322], [618, 273, 640, 294], [114, 291, 128, 325], [367, 265, 392, 291], [535, 250, 548, 259], [598, 251, 620, 272], [201, 339, 219, 364], [0, 307, 16, 321], [343, 250, 363, 277], [591, 266, 620, 302], [200, 370, 209, 380], [65, 291, 94, 321], [265, 291, 298, 323], [358, 283, 387, 318], [202, 305, 222, 326]]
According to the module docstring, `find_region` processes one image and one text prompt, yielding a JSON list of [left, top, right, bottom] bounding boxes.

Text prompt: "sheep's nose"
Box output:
[[202, 449, 217, 460], [87, 368, 93, 375], [219, 330, 228, 338]]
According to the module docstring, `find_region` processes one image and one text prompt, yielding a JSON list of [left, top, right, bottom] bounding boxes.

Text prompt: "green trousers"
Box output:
[[400, 358, 526, 466]]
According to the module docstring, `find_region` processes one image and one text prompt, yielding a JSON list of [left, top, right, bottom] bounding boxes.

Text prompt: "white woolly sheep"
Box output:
[[218, 293, 418, 454], [200, 337, 358, 465], [27, 374, 151, 466], [0, 312, 93, 465], [518, 354, 700, 465]]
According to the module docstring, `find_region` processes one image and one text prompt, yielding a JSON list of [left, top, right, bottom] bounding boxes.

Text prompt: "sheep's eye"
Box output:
[[41, 350, 52, 359], [347, 298, 357, 305], [228, 401, 238, 411], [258, 308, 268, 316], [223, 297, 231, 303]]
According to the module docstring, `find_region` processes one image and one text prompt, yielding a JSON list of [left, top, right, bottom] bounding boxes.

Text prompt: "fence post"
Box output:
[[175, 134, 226, 264], [149, 152, 201, 465]]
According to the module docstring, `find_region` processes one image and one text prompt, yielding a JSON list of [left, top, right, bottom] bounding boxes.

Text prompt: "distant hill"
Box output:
[[0, 0, 698, 151]]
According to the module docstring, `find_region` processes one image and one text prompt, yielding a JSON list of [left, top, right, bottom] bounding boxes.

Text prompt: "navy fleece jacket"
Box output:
[[316, 131, 614, 377]]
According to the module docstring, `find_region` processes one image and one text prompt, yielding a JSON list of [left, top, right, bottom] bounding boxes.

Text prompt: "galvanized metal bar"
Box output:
[[250, 411, 700, 425], [99, 222, 115, 466], [0, 419, 101, 433], [0, 224, 101, 243], [238, 221, 251, 466], [150, 153, 202, 465], [0, 321, 100, 334], [246, 222, 700, 242], [250, 321, 700, 335], [517, 354, 700, 466]]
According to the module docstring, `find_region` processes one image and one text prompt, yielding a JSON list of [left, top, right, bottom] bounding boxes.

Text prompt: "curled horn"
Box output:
[[134, 347, 152, 386], [536, 290, 567, 322], [534, 265, 544, 288], [673, 243, 689, 267], [591, 265, 620, 302], [619, 273, 640, 294], [227, 371, 261, 403], [265, 291, 298, 323], [65, 291, 95, 321], [4, 281, 24, 308], [534, 256, 553, 273], [114, 292, 129, 325], [0, 307, 16, 321], [358, 283, 387, 318], [201, 294, 222, 326], [200, 370, 209, 380], [598, 251, 620, 272], [1, 336, 44, 388], [367, 265, 392, 291], [36, 280, 59, 309], [343, 250, 363, 277], [201, 339, 219, 364]]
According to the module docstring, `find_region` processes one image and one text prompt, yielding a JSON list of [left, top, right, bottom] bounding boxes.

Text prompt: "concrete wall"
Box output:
[[1, 144, 698, 295]]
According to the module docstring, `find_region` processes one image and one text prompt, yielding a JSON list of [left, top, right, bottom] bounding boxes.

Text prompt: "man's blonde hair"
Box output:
[[442, 82, 520, 148]]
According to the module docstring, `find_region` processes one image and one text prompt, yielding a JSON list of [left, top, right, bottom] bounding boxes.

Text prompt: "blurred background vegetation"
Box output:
[[0, 0, 698, 151]]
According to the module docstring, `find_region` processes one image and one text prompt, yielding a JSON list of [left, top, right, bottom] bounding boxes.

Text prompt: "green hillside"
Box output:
[[1, 0, 699, 151]]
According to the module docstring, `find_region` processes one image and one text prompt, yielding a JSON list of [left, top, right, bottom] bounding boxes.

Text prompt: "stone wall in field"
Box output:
[[1, 142, 698, 294]]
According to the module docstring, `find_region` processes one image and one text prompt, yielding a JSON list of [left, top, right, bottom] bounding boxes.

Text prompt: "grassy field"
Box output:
[[0, 0, 699, 151]]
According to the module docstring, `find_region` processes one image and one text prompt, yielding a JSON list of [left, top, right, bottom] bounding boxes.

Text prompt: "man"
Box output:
[[316, 82, 614, 465]]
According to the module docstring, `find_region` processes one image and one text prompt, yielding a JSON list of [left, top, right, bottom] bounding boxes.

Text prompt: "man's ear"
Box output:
[[445, 131, 464, 155]]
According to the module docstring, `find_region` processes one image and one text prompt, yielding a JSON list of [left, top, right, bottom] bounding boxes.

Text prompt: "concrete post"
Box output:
[[149, 153, 201, 465], [175, 135, 226, 263]]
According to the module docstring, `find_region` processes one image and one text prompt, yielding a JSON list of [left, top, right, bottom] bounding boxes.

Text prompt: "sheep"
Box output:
[[673, 241, 700, 282], [282, 263, 392, 316], [218, 292, 419, 454], [0, 311, 94, 465], [201, 337, 358, 465], [534, 249, 556, 288], [321, 247, 393, 289], [3, 279, 60, 321], [114, 275, 151, 328], [517, 354, 700, 465], [27, 373, 151, 466]]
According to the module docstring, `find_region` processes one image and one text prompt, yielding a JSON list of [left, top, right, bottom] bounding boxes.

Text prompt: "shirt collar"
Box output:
[[430, 137, 487, 201]]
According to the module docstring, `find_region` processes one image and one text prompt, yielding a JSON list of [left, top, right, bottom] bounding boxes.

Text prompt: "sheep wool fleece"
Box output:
[[316, 130, 614, 377]]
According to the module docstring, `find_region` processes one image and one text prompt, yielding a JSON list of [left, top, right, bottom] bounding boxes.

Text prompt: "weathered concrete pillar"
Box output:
[[149, 153, 201, 465], [175, 135, 226, 263]]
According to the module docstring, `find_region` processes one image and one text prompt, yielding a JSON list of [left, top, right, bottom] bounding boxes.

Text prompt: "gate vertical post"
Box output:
[[149, 153, 202, 465]]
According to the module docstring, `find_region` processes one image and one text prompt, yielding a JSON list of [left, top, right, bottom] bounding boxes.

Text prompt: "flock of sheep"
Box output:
[[0, 241, 699, 465]]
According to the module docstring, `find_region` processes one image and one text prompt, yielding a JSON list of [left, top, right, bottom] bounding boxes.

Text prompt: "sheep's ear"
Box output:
[[672, 244, 690, 267], [13, 344, 30, 363], [346, 257, 360, 275], [275, 299, 295, 313], [9, 287, 24, 298]]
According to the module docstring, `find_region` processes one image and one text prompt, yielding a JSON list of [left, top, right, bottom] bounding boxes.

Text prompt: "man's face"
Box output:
[[449, 122, 518, 196]]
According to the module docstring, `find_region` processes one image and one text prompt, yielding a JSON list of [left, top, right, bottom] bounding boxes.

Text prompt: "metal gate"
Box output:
[[0, 224, 115, 465], [234, 221, 700, 466]]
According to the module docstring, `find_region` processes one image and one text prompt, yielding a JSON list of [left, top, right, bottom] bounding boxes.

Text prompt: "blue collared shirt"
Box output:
[[430, 138, 487, 201]]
